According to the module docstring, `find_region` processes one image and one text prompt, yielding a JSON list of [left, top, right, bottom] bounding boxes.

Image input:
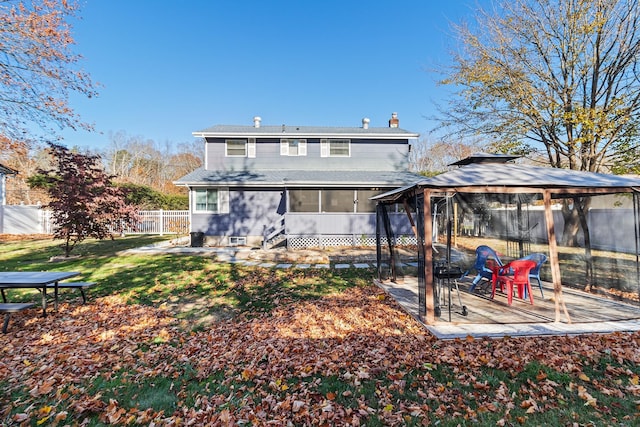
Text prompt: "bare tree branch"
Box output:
[[0, 0, 97, 143], [436, 0, 640, 174]]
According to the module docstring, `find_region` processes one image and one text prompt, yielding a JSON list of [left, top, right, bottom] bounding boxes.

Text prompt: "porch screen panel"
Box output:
[[357, 190, 383, 213], [289, 189, 319, 213], [322, 190, 354, 212]]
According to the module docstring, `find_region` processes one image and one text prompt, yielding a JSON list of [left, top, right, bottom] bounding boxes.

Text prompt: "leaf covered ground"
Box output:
[[2, 280, 639, 426]]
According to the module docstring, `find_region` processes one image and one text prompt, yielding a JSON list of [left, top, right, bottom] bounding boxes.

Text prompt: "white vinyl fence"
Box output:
[[30, 209, 189, 236], [122, 210, 190, 235]]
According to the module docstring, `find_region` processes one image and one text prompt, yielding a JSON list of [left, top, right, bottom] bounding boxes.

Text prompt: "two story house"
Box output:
[[174, 114, 422, 248]]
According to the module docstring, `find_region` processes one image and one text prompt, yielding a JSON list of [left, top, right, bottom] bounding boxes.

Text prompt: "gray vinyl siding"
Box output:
[[189, 188, 413, 237], [285, 213, 375, 234], [185, 130, 418, 243], [284, 212, 412, 235], [191, 189, 283, 236], [194, 211, 412, 238], [206, 138, 409, 171]]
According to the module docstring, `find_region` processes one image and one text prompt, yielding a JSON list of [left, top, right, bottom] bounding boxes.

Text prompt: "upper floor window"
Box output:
[[226, 139, 256, 157], [280, 139, 307, 156], [226, 140, 246, 157], [320, 139, 350, 157]]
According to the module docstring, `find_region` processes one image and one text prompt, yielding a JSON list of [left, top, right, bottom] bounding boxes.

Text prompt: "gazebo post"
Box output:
[[423, 189, 435, 324], [543, 190, 572, 323]]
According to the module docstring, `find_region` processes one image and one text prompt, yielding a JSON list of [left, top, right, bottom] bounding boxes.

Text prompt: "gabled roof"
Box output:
[[372, 163, 640, 203], [174, 168, 424, 188], [193, 124, 419, 139], [424, 163, 640, 188]]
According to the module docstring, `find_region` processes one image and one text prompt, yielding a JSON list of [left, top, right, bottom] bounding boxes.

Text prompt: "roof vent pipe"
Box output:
[[362, 117, 370, 129], [253, 116, 261, 128]]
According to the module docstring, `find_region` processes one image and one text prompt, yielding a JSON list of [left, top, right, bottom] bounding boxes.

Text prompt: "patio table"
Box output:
[[0, 271, 80, 317]]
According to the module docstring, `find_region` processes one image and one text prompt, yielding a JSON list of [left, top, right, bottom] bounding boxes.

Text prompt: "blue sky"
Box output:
[[62, 1, 483, 150]]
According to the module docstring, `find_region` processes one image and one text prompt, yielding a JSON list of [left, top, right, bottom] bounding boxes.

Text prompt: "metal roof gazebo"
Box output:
[[372, 157, 640, 325]]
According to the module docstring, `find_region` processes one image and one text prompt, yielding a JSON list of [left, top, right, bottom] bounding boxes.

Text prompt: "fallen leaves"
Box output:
[[1, 284, 639, 425]]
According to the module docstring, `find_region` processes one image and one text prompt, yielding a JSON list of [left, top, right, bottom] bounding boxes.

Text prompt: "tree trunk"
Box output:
[[560, 200, 581, 246], [575, 197, 594, 289]]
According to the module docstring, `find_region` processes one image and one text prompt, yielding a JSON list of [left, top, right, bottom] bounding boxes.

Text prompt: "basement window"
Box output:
[[229, 236, 247, 246]]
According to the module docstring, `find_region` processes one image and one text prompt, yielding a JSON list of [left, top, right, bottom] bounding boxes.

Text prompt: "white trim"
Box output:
[[353, 189, 357, 213], [219, 188, 230, 213], [193, 131, 420, 139], [180, 181, 406, 188], [187, 190, 192, 232], [204, 140, 208, 170], [248, 138, 256, 158]]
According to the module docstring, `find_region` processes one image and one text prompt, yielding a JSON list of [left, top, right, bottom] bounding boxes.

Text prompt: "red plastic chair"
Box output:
[[492, 259, 537, 305]]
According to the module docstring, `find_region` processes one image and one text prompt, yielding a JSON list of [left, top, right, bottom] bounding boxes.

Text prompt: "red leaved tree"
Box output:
[[30, 143, 139, 257]]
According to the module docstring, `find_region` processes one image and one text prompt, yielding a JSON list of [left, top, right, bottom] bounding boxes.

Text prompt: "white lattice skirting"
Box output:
[[287, 235, 417, 249]]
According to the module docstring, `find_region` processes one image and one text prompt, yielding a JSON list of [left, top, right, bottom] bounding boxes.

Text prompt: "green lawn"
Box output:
[[0, 236, 638, 426]]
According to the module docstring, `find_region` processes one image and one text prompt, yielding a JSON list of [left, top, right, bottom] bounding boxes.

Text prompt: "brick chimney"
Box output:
[[388, 112, 399, 128]]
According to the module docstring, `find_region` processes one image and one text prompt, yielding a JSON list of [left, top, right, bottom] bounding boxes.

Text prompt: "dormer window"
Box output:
[[280, 139, 307, 156]]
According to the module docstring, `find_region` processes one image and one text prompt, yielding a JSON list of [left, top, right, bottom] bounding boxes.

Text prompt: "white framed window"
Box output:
[[226, 139, 255, 157], [193, 188, 229, 213], [226, 139, 247, 157], [320, 139, 350, 157], [280, 139, 307, 156]]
